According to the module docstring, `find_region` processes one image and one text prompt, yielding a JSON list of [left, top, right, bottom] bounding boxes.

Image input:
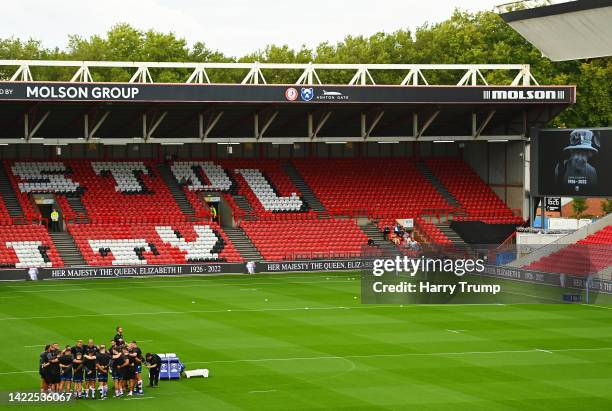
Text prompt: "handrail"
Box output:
[[496, 231, 517, 251]]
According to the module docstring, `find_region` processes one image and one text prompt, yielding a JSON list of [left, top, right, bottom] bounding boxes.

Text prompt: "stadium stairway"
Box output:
[[233, 195, 256, 220], [360, 221, 400, 255], [157, 163, 195, 217], [282, 163, 327, 216], [0, 165, 24, 217], [415, 160, 464, 216], [66, 196, 88, 222], [223, 226, 263, 261], [49, 231, 86, 267], [435, 223, 471, 254]]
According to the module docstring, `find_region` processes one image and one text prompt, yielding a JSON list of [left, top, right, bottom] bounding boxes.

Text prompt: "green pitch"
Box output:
[[1, 271, 612, 410]]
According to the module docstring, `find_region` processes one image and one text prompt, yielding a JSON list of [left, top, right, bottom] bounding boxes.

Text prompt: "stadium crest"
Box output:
[[300, 87, 314, 101]]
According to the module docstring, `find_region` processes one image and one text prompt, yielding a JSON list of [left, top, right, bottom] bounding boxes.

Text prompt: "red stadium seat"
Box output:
[[525, 225, 612, 276], [240, 218, 368, 260]]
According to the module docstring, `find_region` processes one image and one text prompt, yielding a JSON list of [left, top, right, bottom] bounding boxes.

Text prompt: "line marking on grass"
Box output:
[[124, 396, 155, 400], [5, 347, 612, 376], [3, 274, 340, 289], [249, 390, 277, 394], [181, 346, 612, 367], [0, 301, 580, 322], [0, 305, 366, 321], [2, 275, 345, 293], [446, 329, 466, 334], [586, 304, 612, 310]]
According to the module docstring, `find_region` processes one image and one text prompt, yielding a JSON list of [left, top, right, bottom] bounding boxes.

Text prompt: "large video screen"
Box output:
[[538, 128, 612, 197]]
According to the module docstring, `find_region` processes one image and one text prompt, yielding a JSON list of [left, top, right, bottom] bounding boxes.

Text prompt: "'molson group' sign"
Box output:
[[0, 82, 575, 104]]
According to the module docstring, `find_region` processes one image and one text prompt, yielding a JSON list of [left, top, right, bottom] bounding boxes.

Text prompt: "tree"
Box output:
[[0, 11, 610, 127], [602, 199, 612, 216], [572, 198, 588, 219]]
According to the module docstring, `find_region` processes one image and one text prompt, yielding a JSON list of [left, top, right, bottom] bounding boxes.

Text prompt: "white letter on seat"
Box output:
[[6, 241, 50, 268], [170, 162, 232, 192], [92, 162, 149, 193], [236, 168, 302, 212], [12, 162, 79, 193], [155, 225, 220, 261], [89, 239, 150, 265]]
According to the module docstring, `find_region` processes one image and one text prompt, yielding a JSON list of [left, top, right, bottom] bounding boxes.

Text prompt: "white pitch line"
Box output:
[[3, 274, 340, 289], [0, 305, 356, 321], [0, 300, 582, 322], [124, 396, 155, 400], [2, 278, 353, 294], [4, 347, 612, 376], [586, 304, 612, 310], [249, 390, 277, 394], [182, 346, 612, 366], [0, 370, 38, 375]]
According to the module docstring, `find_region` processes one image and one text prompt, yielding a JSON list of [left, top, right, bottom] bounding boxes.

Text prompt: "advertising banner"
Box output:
[[0, 82, 574, 105]]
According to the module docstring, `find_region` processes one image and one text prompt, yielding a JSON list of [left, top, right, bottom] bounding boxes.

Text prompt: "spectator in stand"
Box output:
[[393, 223, 402, 237], [383, 226, 390, 240], [401, 232, 410, 247], [409, 238, 420, 251], [210, 205, 218, 223], [50, 208, 60, 232], [392, 234, 401, 246]]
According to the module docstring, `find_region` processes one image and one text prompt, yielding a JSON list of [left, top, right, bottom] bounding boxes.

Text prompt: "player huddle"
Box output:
[[38, 327, 159, 399]]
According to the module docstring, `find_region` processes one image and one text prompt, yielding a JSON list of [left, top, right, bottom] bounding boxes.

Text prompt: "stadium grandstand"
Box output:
[[2, 3, 612, 408], [0, 59, 608, 281]]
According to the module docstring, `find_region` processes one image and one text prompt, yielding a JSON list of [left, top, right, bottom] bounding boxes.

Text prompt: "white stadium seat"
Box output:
[[236, 168, 302, 212], [171, 161, 232, 192]]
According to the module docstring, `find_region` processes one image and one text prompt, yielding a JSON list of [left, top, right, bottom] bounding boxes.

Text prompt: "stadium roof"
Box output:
[[0, 60, 575, 144], [499, 0, 612, 61]]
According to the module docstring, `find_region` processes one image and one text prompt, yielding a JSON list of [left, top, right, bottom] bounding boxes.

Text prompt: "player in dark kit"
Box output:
[[115, 349, 130, 398], [144, 353, 161, 387], [129, 341, 144, 395], [122, 346, 137, 396], [96, 345, 111, 399], [109, 340, 122, 397], [39, 344, 50, 393], [45, 343, 61, 392], [71, 339, 84, 357], [114, 326, 125, 346], [72, 352, 84, 399], [58, 346, 73, 393], [83, 340, 98, 399]]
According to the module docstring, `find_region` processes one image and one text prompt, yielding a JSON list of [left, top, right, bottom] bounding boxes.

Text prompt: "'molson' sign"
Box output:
[[483, 89, 565, 100]]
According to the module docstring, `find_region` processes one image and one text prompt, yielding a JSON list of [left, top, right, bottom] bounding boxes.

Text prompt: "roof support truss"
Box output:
[[24, 110, 50, 141], [1, 60, 536, 86]]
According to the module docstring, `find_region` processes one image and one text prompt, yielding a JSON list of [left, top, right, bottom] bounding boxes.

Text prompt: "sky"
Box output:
[[2, 0, 502, 57]]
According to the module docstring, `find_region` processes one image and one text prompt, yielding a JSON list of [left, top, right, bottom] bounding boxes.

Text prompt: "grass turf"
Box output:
[[1, 271, 612, 410]]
